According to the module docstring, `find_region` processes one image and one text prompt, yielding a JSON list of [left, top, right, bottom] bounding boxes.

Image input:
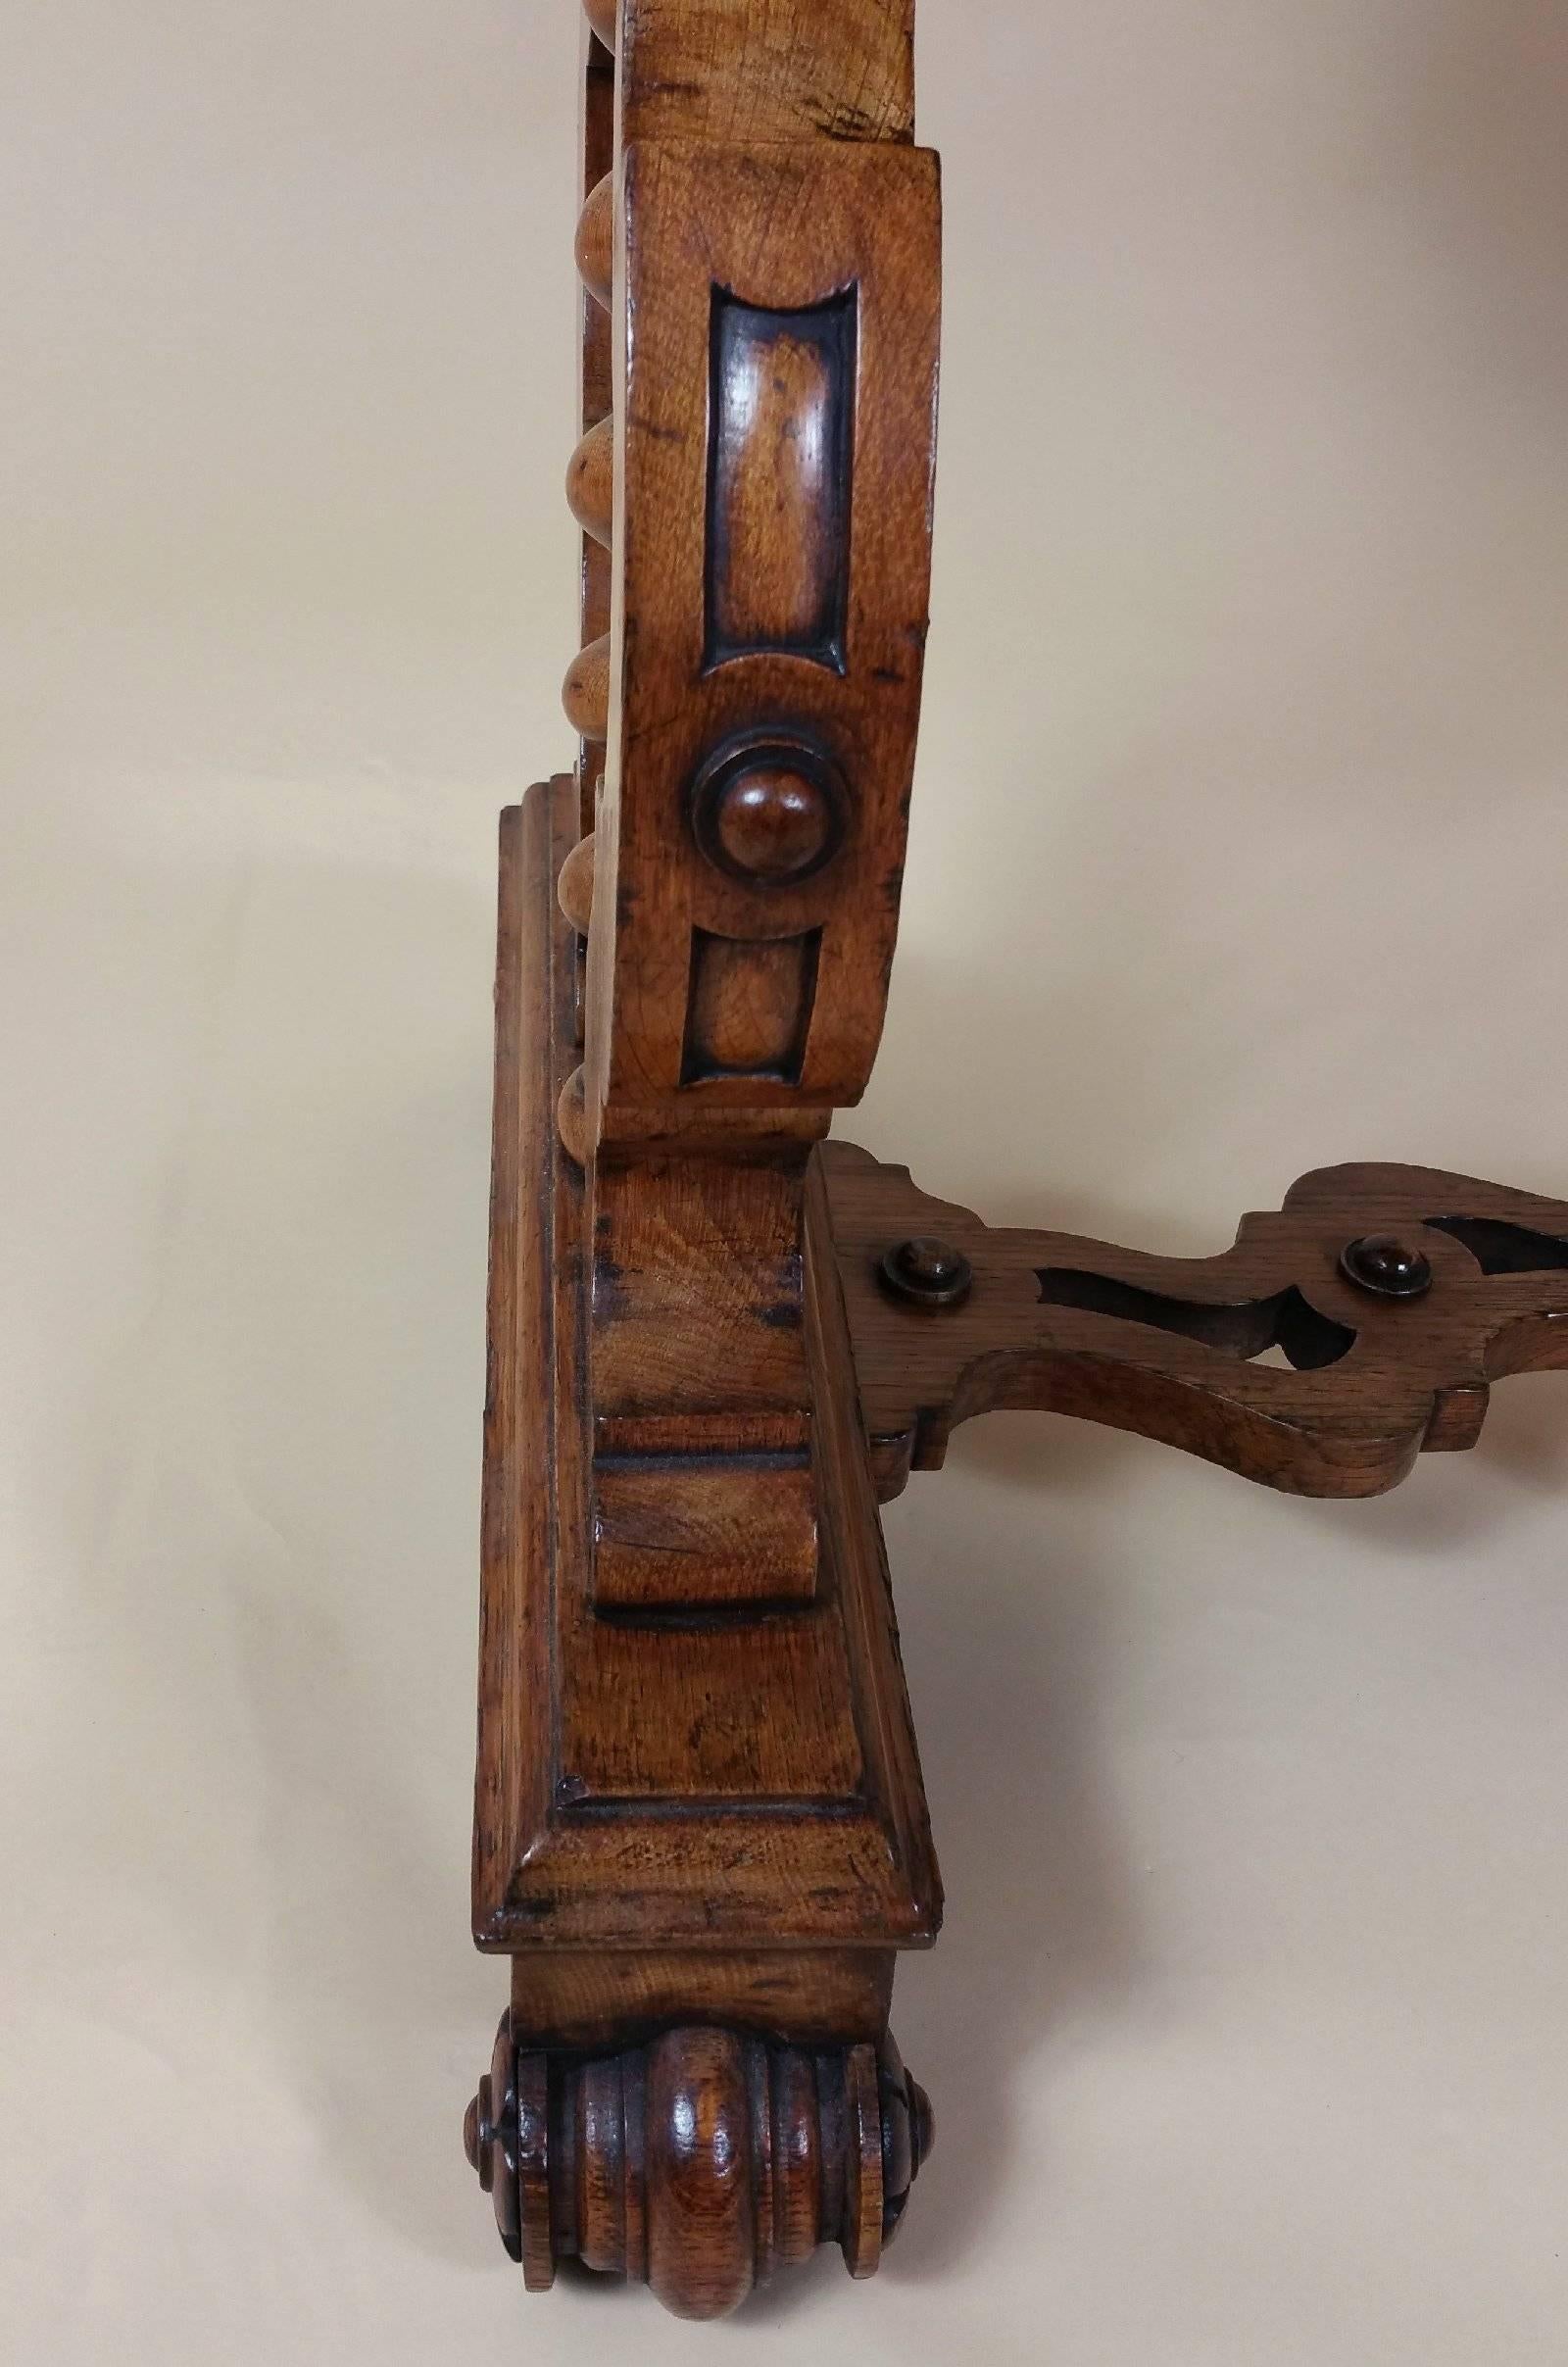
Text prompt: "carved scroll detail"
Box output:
[[466, 2017, 933, 2321]]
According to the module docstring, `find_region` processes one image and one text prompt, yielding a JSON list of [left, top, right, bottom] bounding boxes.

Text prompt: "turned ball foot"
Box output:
[[465, 2018, 933, 2320]]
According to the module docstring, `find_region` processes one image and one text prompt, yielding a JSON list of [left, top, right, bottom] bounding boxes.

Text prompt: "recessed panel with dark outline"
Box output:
[[704, 288, 858, 672]]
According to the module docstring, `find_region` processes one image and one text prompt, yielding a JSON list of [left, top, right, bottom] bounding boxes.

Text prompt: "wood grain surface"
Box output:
[[473, 780, 939, 1952]]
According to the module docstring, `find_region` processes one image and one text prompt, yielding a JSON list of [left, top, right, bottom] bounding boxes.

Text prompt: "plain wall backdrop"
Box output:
[[4, 3, 1567, 2359]]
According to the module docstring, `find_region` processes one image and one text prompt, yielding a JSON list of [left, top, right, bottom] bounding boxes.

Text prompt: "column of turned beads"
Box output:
[[558, 0, 618, 1162]]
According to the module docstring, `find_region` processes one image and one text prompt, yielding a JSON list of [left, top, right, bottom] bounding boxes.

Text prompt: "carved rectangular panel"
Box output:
[[592, 1452, 818, 1610], [583, 139, 941, 1146], [681, 928, 821, 1084], [585, 1145, 821, 1613], [705, 290, 856, 670]]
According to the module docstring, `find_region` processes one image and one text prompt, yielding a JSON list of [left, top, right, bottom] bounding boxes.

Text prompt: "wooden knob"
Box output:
[[574, 173, 613, 311], [691, 737, 844, 885], [563, 633, 611, 742], [566, 418, 613, 547], [558, 832, 596, 935], [583, 0, 617, 54], [466, 2019, 933, 2320]]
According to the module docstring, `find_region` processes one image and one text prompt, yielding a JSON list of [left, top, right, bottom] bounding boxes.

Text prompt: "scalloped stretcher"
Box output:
[[820, 1146, 1568, 1501]]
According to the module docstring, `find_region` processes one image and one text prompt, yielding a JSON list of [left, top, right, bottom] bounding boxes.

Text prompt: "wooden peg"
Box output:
[[562, 632, 610, 742], [565, 417, 612, 547], [574, 172, 613, 310]]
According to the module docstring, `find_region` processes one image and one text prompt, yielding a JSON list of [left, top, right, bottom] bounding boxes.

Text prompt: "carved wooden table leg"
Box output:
[[462, 0, 1568, 2319], [468, 767, 941, 2316], [464, 0, 948, 2318]]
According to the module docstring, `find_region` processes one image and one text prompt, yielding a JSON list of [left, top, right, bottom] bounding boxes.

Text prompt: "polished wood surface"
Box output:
[[474, 780, 938, 1951], [508, 1945, 894, 2053], [617, 0, 914, 146], [466, 2014, 932, 2319]]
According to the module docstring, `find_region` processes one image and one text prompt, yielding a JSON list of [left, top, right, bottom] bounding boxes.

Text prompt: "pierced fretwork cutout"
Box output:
[[1036, 1269, 1355, 1372], [1426, 1215, 1568, 1276]]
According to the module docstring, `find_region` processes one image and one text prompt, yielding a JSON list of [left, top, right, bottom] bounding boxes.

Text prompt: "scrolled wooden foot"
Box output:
[[466, 2017, 933, 2320]]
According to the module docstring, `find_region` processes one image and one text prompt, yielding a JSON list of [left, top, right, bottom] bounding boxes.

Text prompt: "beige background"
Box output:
[[5, 2, 1568, 2359]]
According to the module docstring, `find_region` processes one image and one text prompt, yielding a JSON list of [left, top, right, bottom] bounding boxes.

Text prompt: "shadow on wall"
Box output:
[[877, 1427, 1146, 2283], [52, 837, 501, 2270], [1409, 0, 1568, 368]]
